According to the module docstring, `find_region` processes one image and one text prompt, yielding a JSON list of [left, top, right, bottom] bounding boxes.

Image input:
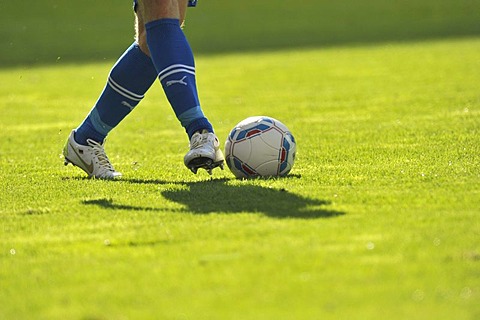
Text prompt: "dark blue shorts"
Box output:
[[133, 0, 198, 12]]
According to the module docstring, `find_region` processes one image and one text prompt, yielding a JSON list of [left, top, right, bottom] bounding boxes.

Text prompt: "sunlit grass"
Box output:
[[0, 38, 479, 319]]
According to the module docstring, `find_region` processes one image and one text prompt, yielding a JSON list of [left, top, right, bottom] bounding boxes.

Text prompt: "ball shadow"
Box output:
[[127, 177, 345, 219]]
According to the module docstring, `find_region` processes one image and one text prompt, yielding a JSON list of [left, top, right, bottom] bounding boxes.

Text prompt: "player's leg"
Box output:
[[63, 4, 158, 179], [73, 42, 157, 145], [138, 0, 209, 137], [137, 0, 224, 174]]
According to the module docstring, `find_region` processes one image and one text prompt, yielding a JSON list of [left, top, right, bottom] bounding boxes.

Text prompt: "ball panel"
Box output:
[[256, 159, 283, 176], [231, 139, 252, 162], [257, 127, 284, 149]]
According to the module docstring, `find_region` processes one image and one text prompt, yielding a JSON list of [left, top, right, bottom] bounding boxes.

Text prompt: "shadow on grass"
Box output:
[[82, 198, 168, 213], [82, 177, 345, 219]]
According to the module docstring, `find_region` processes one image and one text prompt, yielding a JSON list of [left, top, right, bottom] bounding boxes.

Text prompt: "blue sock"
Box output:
[[75, 43, 157, 144], [145, 18, 213, 138]]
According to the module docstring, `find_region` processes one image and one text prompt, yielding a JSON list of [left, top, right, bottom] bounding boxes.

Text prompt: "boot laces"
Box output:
[[86, 139, 115, 172], [190, 130, 212, 149]]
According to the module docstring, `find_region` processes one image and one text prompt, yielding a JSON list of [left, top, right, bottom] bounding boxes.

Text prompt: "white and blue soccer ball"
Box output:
[[225, 116, 296, 179]]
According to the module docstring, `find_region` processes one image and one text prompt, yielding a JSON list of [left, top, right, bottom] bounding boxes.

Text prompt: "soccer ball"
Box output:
[[225, 116, 296, 179]]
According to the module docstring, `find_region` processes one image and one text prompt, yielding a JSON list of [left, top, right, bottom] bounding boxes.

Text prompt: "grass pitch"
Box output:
[[1, 1, 480, 319]]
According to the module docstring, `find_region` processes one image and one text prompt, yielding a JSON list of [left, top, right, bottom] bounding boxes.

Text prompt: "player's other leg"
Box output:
[[136, 0, 224, 174], [64, 11, 158, 179]]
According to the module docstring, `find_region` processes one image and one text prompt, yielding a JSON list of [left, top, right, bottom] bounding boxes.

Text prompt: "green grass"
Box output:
[[1, 0, 480, 319], [1, 37, 479, 320]]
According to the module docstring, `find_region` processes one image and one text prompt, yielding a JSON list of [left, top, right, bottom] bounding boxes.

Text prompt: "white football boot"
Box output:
[[63, 130, 122, 179], [184, 130, 224, 174]]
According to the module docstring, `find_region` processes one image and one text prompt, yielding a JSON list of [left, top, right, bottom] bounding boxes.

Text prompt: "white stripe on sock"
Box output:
[[108, 77, 144, 101], [158, 64, 195, 78], [159, 69, 195, 82]]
